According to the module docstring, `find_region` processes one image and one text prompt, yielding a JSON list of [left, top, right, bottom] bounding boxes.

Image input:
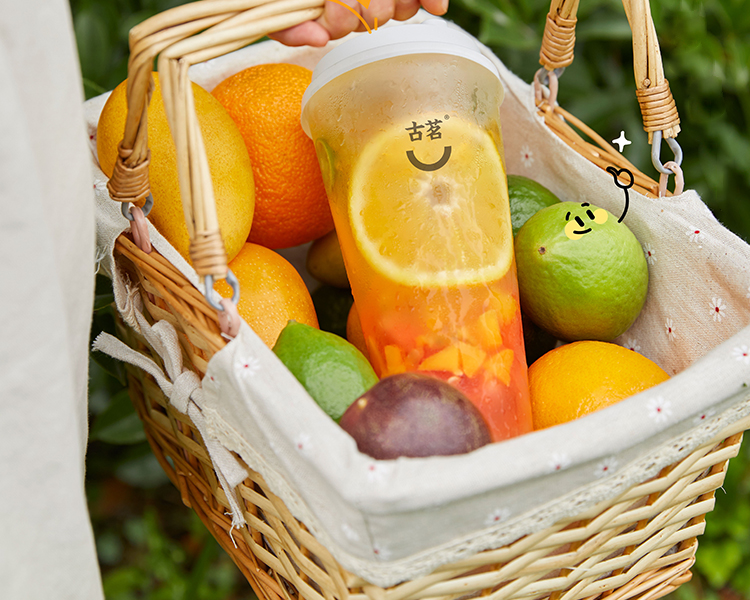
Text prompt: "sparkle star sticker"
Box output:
[[612, 131, 631, 153]]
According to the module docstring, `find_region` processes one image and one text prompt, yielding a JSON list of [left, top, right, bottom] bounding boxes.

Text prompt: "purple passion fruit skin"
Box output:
[[339, 372, 492, 460]]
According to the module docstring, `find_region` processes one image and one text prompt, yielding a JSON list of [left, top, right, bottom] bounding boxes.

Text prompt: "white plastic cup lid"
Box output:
[[300, 19, 502, 135]]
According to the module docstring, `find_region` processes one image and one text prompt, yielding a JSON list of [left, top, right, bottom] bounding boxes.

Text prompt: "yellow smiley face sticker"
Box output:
[[564, 203, 609, 240]]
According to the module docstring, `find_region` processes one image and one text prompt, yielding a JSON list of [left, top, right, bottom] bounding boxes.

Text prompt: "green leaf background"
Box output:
[[73, 0, 750, 597]]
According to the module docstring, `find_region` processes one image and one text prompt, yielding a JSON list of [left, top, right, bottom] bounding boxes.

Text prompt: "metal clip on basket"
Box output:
[[535, 0, 683, 196]]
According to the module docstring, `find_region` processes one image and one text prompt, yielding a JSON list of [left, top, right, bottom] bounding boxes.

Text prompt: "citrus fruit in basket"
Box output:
[[515, 202, 648, 342], [211, 64, 334, 249], [346, 303, 369, 361], [214, 243, 318, 347], [349, 117, 512, 287], [529, 341, 669, 430], [97, 73, 254, 264], [508, 174, 561, 237], [307, 229, 349, 288], [340, 372, 491, 459], [273, 321, 378, 422]]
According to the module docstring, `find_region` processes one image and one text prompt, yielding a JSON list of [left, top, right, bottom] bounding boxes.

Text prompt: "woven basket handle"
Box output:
[[539, 0, 681, 144], [107, 0, 325, 302]]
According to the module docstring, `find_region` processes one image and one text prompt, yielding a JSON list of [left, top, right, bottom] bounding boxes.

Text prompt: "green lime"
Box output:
[[515, 202, 648, 342], [273, 320, 378, 422], [311, 285, 353, 339], [508, 175, 561, 237]]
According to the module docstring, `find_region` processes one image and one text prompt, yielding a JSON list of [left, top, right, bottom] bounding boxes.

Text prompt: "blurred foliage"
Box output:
[[71, 0, 186, 97], [74, 0, 750, 598], [677, 439, 750, 600]]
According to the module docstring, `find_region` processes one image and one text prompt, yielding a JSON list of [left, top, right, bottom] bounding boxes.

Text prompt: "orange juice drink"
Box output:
[[301, 22, 532, 441]]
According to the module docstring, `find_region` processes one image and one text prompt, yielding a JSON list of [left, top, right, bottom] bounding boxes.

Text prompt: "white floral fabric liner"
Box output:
[[87, 12, 750, 588]]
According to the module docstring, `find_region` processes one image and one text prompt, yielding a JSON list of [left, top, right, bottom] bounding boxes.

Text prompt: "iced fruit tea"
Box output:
[[317, 114, 532, 441]]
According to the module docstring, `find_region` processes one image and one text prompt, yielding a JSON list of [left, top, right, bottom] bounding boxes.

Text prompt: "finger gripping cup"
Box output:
[[301, 20, 532, 442]]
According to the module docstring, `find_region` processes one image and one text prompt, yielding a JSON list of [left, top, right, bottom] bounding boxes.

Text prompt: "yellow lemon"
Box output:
[[97, 74, 254, 264], [349, 116, 512, 287]]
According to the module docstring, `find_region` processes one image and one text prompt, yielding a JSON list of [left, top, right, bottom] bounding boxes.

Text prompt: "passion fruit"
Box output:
[[339, 372, 491, 459]]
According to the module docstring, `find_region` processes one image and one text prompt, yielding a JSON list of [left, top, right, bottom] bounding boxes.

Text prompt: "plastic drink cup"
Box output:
[[301, 20, 532, 441]]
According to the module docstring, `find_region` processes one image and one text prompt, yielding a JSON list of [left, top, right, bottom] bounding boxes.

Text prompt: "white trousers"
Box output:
[[0, 0, 103, 598]]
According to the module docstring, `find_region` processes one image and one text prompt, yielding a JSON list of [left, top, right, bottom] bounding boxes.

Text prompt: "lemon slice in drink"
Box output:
[[350, 116, 513, 287]]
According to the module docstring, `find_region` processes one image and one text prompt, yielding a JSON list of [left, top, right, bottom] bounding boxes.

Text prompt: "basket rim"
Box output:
[[117, 295, 745, 596], [106, 230, 750, 588]]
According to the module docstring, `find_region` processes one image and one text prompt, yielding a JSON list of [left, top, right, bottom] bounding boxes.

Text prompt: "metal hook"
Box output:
[[534, 67, 566, 87], [658, 161, 685, 197], [204, 269, 240, 312], [651, 131, 683, 176], [534, 68, 565, 108], [122, 194, 154, 221]]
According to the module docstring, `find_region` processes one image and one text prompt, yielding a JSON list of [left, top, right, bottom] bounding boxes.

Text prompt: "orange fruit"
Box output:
[[346, 303, 369, 360], [211, 64, 334, 249], [97, 73, 254, 264], [214, 243, 319, 348], [529, 341, 669, 430]]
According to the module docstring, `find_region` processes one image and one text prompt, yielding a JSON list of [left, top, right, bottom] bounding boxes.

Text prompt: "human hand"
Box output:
[[269, 0, 449, 47]]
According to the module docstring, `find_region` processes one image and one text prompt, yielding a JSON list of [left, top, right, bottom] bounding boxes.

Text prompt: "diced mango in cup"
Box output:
[[405, 347, 425, 370], [489, 295, 519, 326], [385, 344, 407, 374], [484, 349, 515, 386], [460, 309, 503, 351], [416, 331, 451, 353], [456, 342, 487, 378], [476, 311, 503, 349], [419, 345, 461, 374]]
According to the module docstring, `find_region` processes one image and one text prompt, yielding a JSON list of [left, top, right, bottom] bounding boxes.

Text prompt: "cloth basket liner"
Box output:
[[87, 13, 750, 588]]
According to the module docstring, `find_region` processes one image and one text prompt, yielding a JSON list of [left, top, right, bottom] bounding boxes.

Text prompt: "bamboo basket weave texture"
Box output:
[[92, 0, 750, 598], [113, 245, 747, 600], [114, 234, 749, 600]]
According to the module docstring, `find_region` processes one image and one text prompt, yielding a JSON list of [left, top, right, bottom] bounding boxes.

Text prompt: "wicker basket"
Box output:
[[100, 0, 748, 599]]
